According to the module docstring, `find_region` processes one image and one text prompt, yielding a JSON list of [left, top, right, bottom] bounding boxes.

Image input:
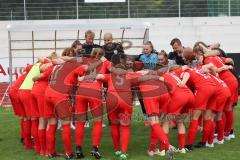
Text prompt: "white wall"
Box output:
[[1, 16, 240, 82]]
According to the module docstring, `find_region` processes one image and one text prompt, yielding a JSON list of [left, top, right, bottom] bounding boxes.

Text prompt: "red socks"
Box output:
[[46, 124, 57, 154], [92, 121, 102, 147], [20, 119, 24, 138], [75, 121, 85, 146], [31, 119, 40, 153], [62, 124, 72, 155], [152, 124, 169, 149], [198, 115, 203, 128], [38, 129, 46, 154], [159, 133, 168, 150], [75, 121, 103, 149], [121, 126, 130, 153], [202, 120, 213, 143], [187, 120, 198, 145], [216, 120, 224, 141], [110, 124, 130, 153], [222, 112, 226, 127], [149, 128, 158, 151], [208, 121, 215, 144], [23, 120, 32, 149], [111, 124, 120, 151], [178, 133, 186, 148], [225, 111, 234, 136]]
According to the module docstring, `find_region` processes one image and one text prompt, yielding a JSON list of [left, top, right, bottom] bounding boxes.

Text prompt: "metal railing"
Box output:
[[0, 0, 240, 20]]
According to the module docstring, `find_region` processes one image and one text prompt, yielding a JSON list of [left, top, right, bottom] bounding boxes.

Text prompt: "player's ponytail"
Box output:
[[48, 51, 58, 60], [91, 48, 105, 58]]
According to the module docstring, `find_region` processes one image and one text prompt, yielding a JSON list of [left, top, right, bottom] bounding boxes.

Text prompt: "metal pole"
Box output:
[[128, 0, 130, 18], [10, 10, 13, 21], [57, 10, 59, 19], [105, 8, 107, 18], [76, 0, 79, 19], [228, 0, 231, 16], [137, 7, 139, 18], [24, 0, 27, 20], [178, 0, 181, 18], [54, 30, 57, 52], [8, 31, 13, 84], [32, 31, 35, 64], [41, 9, 43, 19]]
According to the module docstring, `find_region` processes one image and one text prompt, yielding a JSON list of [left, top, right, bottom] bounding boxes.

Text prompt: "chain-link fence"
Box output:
[[0, 0, 240, 20]]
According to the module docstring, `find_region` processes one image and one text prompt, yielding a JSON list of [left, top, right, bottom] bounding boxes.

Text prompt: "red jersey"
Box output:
[[204, 56, 235, 80], [11, 64, 33, 90], [138, 74, 170, 98], [31, 64, 54, 95], [11, 73, 27, 90], [76, 60, 111, 91], [174, 66, 216, 89], [102, 72, 139, 93], [162, 72, 188, 92], [210, 74, 228, 88]]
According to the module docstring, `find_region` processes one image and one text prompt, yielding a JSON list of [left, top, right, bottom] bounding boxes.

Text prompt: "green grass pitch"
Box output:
[[0, 104, 239, 160]]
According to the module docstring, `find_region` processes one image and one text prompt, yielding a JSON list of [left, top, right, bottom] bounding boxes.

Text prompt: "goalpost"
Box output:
[[7, 22, 149, 84]]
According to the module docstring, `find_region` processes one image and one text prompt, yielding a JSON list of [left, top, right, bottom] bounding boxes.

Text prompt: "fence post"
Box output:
[[128, 0, 130, 18], [56, 10, 59, 19], [76, 0, 79, 19], [24, 0, 27, 20], [137, 7, 139, 18], [228, 0, 231, 16], [178, 0, 181, 17], [105, 8, 107, 18], [10, 10, 13, 21]]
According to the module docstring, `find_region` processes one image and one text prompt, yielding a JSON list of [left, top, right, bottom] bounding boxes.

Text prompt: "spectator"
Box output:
[[139, 41, 158, 70], [157, 50, 176, 67], [168, 38, 186, 65], [102, 32, 124, 61], [82, 30, 101, 55], [182, 47, 198, 68], [71, 40, 83, 57], [61, 48, 74, 57]]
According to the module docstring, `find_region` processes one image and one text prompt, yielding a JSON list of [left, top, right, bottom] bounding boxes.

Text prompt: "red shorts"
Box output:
[[44, 87, 70, 118], [74, 87, 103, 121], [18, 90, 32, 117], [32, 93, 45, 117], [168, 87, 195, 114], [214, 85, 231, 112], [9, 88, 25, 117], [106, 92, 132, 125], [193, 85, 217, 111], [75, 95, 102, 120], [223, 77, 239, 106], [143, 93, 170, 115]]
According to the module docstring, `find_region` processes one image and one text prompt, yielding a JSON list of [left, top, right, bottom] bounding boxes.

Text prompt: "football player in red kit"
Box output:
[[42, 57, 83, 159], [41, 56, 96, 159], [71, 48, 110, 159], [194, 42, 238, 140], [159, 69, 195, 155], [18, 62, 41, 151], [136, 67, 175, 155], [145, 65, 194, 156], [9, 65, 32, 145], [31, 53, 57, 155], [172, 59, 218, 150]]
